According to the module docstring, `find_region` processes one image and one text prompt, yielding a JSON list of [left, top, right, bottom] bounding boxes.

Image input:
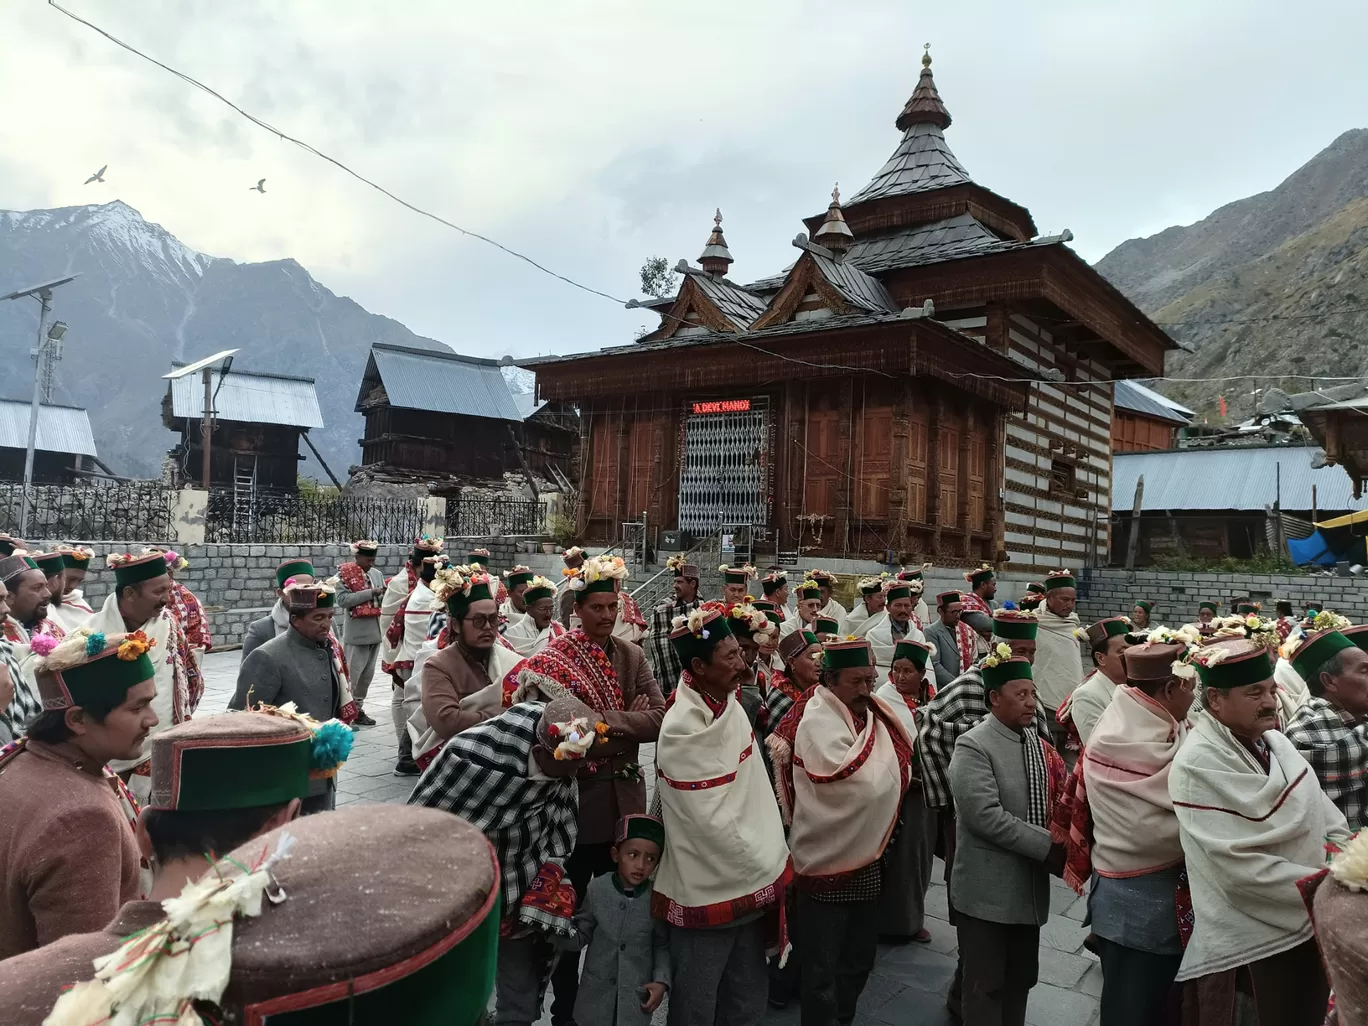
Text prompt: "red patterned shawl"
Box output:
[[168, 581, 212, 652], [503, 628, 623, 712], [338, 561, 383, 618]]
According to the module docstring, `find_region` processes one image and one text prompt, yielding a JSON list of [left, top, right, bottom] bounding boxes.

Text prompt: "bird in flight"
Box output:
[[84, 165, 107, 185], [250, 178, 266, 193]]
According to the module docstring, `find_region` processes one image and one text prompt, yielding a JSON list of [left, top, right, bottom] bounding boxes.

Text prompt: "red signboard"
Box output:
[[691, 399, 752, 415]]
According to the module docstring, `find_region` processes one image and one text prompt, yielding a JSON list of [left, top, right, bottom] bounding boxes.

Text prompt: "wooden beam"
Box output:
[[928, 396, 944, 557], [836, 378, 855, 556]]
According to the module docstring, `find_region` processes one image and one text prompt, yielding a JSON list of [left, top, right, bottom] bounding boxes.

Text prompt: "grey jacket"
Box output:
[[948, 714, 1053, 926], [923, 619, 963, 687], [336, 565, 385, 646], [566, 874, 670, 1026], [230, 627, 341, 797], [240, 609, 283, 661]]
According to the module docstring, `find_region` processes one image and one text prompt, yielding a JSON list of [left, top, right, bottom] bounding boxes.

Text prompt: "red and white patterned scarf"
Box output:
[[338, 561, 383, 619], [504, 628, 623, 712]]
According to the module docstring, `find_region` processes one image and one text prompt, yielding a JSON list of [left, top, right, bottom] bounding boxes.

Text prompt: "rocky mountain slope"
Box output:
[[0, 201, 449, 478], [1095, 129, 1368, 421]]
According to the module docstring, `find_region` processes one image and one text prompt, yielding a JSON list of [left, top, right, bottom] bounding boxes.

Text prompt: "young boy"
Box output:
[[564, 814, 670, 1026]]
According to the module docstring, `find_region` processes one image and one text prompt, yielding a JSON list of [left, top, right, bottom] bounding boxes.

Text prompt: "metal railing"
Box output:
[[205, 490, 424, 544], [0, 481, 174, 541], [445, 494, 543, 537], [629, 529, 723, 607]]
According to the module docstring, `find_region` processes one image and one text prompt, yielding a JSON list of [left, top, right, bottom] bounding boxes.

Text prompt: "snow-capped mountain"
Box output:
[[0, 201, 446, 478]]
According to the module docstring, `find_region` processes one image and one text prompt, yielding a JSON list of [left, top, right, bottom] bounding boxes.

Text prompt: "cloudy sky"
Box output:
[[4, 0, 1367, 361]]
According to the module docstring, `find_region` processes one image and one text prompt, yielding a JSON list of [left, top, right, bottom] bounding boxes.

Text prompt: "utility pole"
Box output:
[[201, 364, 214, 490], [2, 274, 78, 536]]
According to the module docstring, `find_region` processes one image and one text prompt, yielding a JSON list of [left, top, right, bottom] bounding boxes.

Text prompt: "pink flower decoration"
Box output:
[[163, 550, 180, 564], [30, 634, 59, 657]]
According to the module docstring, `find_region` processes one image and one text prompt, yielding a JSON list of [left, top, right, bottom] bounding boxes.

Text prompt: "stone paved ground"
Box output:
[[204, 651, 1102, 1026]]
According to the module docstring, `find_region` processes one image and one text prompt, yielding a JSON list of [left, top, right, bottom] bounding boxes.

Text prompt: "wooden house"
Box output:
[[164, 368, 323, 493], [354, 343, 577, 483], [0, 399, 98, 484], [521, 50, 1179, 571], [1111, 380, 1192, 453]]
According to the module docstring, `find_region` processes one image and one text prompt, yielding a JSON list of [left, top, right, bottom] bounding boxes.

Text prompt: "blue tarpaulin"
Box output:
[[1289, 531, 1336, 567]]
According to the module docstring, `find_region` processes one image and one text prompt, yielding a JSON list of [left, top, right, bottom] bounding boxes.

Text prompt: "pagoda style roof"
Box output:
[[849, 121, 974, 204]]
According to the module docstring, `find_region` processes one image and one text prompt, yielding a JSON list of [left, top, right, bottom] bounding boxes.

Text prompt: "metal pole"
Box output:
[[201, 365, 213, 490], [19, 291, 52, 535]]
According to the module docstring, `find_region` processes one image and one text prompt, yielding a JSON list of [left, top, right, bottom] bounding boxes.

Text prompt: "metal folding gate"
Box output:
[[678, 399, 768, 536]]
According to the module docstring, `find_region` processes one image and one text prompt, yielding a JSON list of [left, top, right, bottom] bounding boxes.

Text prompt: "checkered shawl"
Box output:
[[408, 702, 579, 918], [915, 664, 1052, 809], [650, 597, 699, 694], [1286, 696, 1368, 831], [0, 637, 37, 744]]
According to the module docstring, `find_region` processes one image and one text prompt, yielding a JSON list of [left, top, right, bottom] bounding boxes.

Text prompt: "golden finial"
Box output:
[[922, 43, 932, 68]]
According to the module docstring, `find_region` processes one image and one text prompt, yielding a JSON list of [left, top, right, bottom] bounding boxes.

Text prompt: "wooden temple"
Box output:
[[522, 49, 1177, 571]]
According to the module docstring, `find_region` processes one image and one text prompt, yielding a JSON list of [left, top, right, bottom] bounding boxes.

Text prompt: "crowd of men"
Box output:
[[1, 532, 1368, 1026]]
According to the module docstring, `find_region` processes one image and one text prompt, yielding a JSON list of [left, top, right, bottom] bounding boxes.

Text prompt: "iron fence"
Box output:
[[446, 494, 543, 537], [206, 490, 424, 544], [0, 481, 174, 541]]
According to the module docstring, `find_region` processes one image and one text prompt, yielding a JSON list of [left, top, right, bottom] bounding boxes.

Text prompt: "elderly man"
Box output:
[[767, 639, 911, 1026], [725, 602, 777, 727], [924, 591, 977, 688], [781, 579, 825, 638], [1192, 600, 1218, 630], [1082, 641, 1196, 1026], [895, 567, 933, 624], [0, 629, 156, 958], [501, 564, 535, 622], [509, 555, 665, 1026], [87, 551, 198, 802], [650, 556, 702, 692], [1057, 616, 1133, 747], [335, 539, 386, 726], [719, 563, 757, 605], [412, 696, 602, 1026], [761, 569, 793, 622], [657, 606, 790, 1026], [841, 575, 888, 638], [230, 581, 350, 814], [406, 567, 522, 767], [949, 657, 1065, 1026], [1032, 570, 1083, 754], [502, 576, 566, 658], [1171, 640, 1351, 1025], [868, 582, 926, 680], [242, 557, 316, 657], [915, 611, 1048, 1020], [1285, 628, 1368, 830], [806, 569, 847, 623]]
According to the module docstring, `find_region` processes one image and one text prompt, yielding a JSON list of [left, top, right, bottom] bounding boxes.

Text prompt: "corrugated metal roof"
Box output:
[[169, 368, 323, 428], [811, 252, 899, 314], [0, 400, 97, 456], [361, 344, 522, 422], [1112, 447, 1366, 512], [1114, 380, 1191, 425], [849, 121, 974, 204]]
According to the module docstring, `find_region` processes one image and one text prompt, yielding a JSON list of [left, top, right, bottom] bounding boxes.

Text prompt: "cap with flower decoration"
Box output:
[[1084, 617, 1133, 646], [32, 627, 158, 710], [859, 573, 890, 595], [718, 563, 758, 587], [666, 554, 701, 580], [898, 563, 933, 583], [752, 599, 784, 627], [410, 535, 445, 564], [349, 539, 380, 556], [761, 570, 788, 596], [108, 550, 170, 589], [964, 563, 996, 587], [1044, 569, 1076, 591], [797, 579, 822, 602], [522, 575, 558, 605], [466, 548, 492, 569], [669, 604, 735, 664], [565, 554, 629, 597], [983, 656, 1033, 690], [58, 545, 96, 571], [561, 545, 586, 569], [991, 610, 1038, 641], [1182, 638, 1274, 690], [726, 602, 774, 641], [503, 565, 535, 589], [432, 566, 496, 617]]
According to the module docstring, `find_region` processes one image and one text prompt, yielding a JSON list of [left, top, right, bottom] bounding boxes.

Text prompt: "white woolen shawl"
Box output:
[[1273, 656, 1310, 726], [1032, 609, 1083, 711], [654, 684, 790, 922], [1170, 714, 1351, 981], [789, 687, 908, 878]]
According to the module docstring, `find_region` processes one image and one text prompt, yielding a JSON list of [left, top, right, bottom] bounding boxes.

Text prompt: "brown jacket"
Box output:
[[421, 642, 501, 741], [576, 638, 665, 845], [0, 741, 142, 959], [0, 900, 162, 1024]]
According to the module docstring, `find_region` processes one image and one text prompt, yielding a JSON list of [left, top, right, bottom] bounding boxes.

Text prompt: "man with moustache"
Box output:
[[650, 556, 703, 692], [841, 575, 889, 639], [923, 591, 977, 689], [780, 579, 825, 638], [1171, 640, 1351, 1026], [1285, 627, 1368, 830], [84, 550, 197, 803], [28, 551, 69, 641], [0, 553, 52, 647], [0, 629, 157, 958]]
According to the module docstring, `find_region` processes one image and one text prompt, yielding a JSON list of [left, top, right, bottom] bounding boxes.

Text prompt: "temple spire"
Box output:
[[813, 184, 853, 257], [698, 208, 734, 278], [895, 43, 952, 132]]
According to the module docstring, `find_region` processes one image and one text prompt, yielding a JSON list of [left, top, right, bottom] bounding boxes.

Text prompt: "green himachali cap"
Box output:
[[669, 606, 734, 665], [814, 615, 841, 635], [1134, 600, 1154, 613], [983, 657, 1033, 690], [1290, 629, 1358, 684], [798, 580, 822, 602], [1198, 601, 1219, 614], [523, 577, 556, 605], [823, 638, 874, 671], [991, 613, 1039, 641], [1342, 624, 1368, 652], [1044, 570, 1076, 591], [31, 552, 65, 577], [504, 566, 535, 588], [149, 712, 313, 811], [276, 558, 316, 588], [893, 639, 933, 670], [35, 630, 157, 711], [1085, 617, 1132, 645], [1192, 641, 1274, 690], [885, 583, 913, 603], [110, 552, 168, 589]]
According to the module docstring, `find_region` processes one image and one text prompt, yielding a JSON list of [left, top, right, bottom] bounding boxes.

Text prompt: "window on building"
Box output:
[[1048, 458, 1076, 497]]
